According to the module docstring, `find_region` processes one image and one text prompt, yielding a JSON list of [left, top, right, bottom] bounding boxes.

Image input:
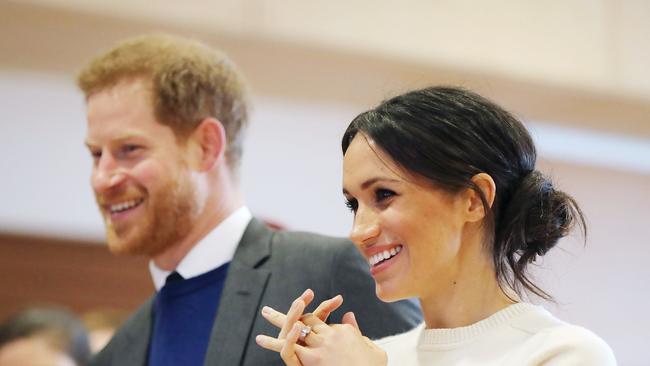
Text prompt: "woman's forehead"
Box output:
[[343, 135, 421, 189]]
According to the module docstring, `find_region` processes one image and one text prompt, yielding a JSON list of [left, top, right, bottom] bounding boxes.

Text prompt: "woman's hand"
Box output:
[[256, 289, 345, 365], [256, 290, 387, 366]]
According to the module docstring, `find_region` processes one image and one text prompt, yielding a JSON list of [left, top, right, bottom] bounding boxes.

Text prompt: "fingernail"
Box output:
[[325, 295, 340, 303], [255, 335, 264, 345], [261, 306, 272, 315]]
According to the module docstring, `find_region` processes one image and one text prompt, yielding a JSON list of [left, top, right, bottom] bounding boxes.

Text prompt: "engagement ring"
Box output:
[[298, 325, 311, 342]]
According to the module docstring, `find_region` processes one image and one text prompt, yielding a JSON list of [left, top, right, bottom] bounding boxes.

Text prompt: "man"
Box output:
[[0, 308, 91, 366], [79, 34, 421, 366]]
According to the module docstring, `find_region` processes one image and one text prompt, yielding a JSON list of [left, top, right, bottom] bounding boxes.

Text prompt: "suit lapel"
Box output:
[[203, 219, 272, 366], [115, 298, 154, 365]]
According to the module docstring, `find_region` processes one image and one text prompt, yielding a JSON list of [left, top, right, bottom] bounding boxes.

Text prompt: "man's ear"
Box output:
[[187, 118, 226, 171], [465, 173, 496, 222]]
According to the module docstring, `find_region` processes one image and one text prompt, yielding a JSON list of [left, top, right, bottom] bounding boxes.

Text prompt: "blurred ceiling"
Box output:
[[2, 0, 649, 138]]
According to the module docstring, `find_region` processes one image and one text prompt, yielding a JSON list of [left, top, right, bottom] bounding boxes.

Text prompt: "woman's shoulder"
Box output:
[[510, 305, 616, 365], [534, 323, 616, 365], [374, 322, 425, 346]]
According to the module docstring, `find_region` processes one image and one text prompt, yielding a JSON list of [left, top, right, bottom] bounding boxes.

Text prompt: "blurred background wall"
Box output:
[[0, 1, 648, 364]]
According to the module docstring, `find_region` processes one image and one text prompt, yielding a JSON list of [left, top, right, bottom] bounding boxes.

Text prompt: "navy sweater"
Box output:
[[148, 263, 230, 366]]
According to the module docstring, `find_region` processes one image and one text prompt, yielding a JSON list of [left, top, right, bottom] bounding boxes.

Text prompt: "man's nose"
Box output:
[[91, 152, 126, 193]]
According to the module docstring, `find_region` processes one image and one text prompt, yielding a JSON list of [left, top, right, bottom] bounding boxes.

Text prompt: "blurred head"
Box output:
[[342, 86, 584, 301], [0, 308, 91, 366], [78, 34, 249, 256], [81, 309, 128, 355]]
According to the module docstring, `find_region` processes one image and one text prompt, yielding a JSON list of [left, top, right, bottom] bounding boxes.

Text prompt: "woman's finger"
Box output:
[[260, 306, 287, 329], [261, 289, 314, 330], [293, 342, 316, 366], [278, 297, 306, 339], [302, 331, 324, 347], [280, 323, 304, 366], [341, 311, 362, 335], [312, 294, 344, 322], [301, 288, 315, 308], [299, 313, 330, 334], [254, 334, 285, 352]]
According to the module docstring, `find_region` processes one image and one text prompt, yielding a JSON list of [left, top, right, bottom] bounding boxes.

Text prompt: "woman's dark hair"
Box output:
[[342, 86, 585, 300]]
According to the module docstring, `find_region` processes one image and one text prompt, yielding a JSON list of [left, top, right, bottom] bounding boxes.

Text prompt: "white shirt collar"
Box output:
[[149, 206, 253, 290]]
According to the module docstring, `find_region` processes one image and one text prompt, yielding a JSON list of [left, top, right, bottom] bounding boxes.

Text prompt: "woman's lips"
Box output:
[[367, 244, 403, 276]]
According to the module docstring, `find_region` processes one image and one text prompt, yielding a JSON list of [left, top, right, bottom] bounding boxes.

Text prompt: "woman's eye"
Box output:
[[90, 150, 102, 160], [344, 198, 358, 213], [375, 189, 396, 203]]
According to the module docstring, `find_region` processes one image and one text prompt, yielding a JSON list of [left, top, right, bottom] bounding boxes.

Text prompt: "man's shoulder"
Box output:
[[89, 297, 155, 366], [270, 230, 366, 270], [271, 229, 351, 249], [119, 297, 155, 330], [236, 219, 355, 265]]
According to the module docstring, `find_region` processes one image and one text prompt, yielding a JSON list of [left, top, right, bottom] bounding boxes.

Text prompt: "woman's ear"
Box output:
[[465, 173, 496, 222], [187, 118, 226, 171]]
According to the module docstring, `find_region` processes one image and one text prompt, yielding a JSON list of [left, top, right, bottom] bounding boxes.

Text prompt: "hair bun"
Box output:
[[497, 170, 584, 262]]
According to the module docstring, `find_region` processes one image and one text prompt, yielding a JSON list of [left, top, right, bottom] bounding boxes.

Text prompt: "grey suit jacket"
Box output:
[[91, 219, 422, 366]]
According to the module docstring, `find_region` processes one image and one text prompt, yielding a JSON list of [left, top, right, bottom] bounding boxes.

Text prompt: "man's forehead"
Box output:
[[88, 76, 152, 98], [85, 81, 158, 134]]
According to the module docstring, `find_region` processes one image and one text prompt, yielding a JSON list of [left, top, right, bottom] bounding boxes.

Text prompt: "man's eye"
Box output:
[[90, 150, 102, 160], [120, 145, 143, 157], [344, 198, 358, 213]]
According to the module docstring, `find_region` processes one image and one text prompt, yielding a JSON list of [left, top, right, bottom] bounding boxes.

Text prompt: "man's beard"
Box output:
[[100, 175, 197, 258]]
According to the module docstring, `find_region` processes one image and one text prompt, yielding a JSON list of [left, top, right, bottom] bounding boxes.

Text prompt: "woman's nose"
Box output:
[[349, 207, 380, 247]]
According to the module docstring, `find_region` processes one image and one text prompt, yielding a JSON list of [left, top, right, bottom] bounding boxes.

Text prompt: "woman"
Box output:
[[255, 86, 616, 365]]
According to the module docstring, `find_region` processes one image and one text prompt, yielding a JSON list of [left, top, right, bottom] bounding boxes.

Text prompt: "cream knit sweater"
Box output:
[[376, 303, 616, 365]]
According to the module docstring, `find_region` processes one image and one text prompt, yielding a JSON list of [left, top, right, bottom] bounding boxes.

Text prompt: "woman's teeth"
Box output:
[[369, 245, 402, 266]]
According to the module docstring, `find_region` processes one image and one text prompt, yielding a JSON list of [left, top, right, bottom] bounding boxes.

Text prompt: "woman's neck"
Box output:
[[418, 253, 517, 329]]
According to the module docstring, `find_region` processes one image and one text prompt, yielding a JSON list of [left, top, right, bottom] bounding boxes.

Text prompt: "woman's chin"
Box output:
[[375, 283, 408, 303]]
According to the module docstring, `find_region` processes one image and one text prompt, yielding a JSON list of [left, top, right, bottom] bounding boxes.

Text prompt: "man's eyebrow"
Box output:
[[84, 133, 144, 148]]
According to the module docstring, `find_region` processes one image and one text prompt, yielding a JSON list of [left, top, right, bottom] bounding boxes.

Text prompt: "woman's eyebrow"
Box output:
[[343, 177, 401, 195]]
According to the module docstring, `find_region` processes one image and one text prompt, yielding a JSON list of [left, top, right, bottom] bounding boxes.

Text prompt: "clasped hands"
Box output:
[[255, 289, 387, 366]]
